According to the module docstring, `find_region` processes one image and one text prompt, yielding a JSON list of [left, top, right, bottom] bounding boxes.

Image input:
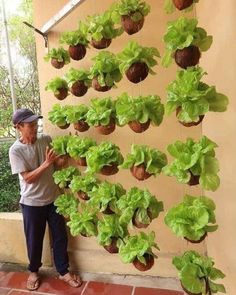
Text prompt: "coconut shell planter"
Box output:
[[95, 119, 116, 135], [44, 47, 70, 69], [73, 121, 90, 132], [100, 163, 119, 175], [121, 12, 144, 35], [130, 164, 152, 181], [176, 107, 204, 127], [70, 80, 88, 97], [92, 77, 112, 92], [133, 253, 154, 271], [126, 62, 149, 83], [91, 38, 112, 49], [174, 45, 201, 69], [55, 88, 68, 100], [104, 237, 119, 253], [128, 120, 150, 133], [68, 44, 86, 60], [173, 0, 194, 10]]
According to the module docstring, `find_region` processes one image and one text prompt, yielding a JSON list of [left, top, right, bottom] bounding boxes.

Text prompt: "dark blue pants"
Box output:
[[21, 203, 69, 275]]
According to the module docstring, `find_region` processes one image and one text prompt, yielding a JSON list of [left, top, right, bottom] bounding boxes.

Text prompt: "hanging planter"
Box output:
[[44, 47, 70, 69], [70, 174, 99, 201], [51, 135, 71, 168], [86, 141, 124, 175], [165, 67, 229, 127], [173, 251, 226, 295], [60, 22, 89, 60], [86, 97, 116, 135], [66, 105, 90, 132], [163, 136, 220, 192], [54, 193, 79, 220], [116, 93, 164, 133], [111, 0, 150, 35], [164, 0, 199, 13], [119, 232, 159, 271], [64, 68, 91, 97], [89, 51, 122, 92], [86, 11, 123, 49], [121, 144, 167, 181], [48, 104, 71, 129], [162, 17, 212, 69], [53, 166, 80, 189], [45, 77, 69, 100], [117, 187, 163, 228], [118, 41, 160, 83]]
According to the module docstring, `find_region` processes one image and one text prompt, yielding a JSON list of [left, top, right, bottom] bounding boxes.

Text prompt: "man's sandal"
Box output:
[[59, 273, 83, 288], [26, 274, 40, 291]]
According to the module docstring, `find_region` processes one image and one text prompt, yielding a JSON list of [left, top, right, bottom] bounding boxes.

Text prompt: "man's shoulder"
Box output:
[[9, 140, 23, 155]]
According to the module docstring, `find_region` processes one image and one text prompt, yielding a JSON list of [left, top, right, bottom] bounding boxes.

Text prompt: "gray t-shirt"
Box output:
[[9, 134, 59, 206]]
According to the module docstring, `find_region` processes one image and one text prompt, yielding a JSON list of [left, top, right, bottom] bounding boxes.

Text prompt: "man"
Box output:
[[9, 108, 82, 291]]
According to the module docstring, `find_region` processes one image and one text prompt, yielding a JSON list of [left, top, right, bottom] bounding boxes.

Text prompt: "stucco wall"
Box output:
[[32, 0, 205, 277]]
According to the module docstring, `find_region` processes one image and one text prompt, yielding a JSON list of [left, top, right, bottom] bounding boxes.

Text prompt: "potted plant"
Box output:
[[59, 22, 89, 60], [64, 68, 91, 97], [164, 0, 199, 13], [119, 231, 159, 271], [65, 104, 90, 132], [121, 144, 167, 181], [173, 250, 226, 295], [86, 97, 116, 135], [117, 187, 164, 228], [89, 181, 126, 214], [111, 0, 150, 35], [115, 93, 164, 132], [53, 166, 80, 189], [86, 141, 124, 175], [165, 194, 218, 243], [97, 215, 128, 253], [89, 51, 122, 91], [86, 10, 123, 49], [117, 41, 160, 83], [67, 203, 98, 237], [44, 47, 70, 69], [48, 104, 71, 129], [51, 135, 71, 168], [69, 174, 99, 201], [67, 136, 96, 166], [54, 193, 79, 219], [162, 17, 212, 69], [45, 77, 69, 100], [165, 67, 229, 127], [163, 136, 220, 191]]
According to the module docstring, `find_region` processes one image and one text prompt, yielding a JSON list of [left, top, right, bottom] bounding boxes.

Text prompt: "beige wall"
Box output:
[[33, 0, 206, 277], [197, 1, 236, 294]]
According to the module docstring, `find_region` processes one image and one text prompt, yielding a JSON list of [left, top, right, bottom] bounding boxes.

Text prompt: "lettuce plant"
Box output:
[[53, 166, 80, 189], [45, 77, 69, 100], [48, 104, 71, 128], [115, 93, 164, 130], [164, 0, 199, 14], [86, 141, 124, 174], [163, 136, 220, 191], [165, 195, 218, 242], [51, 135, 70, 156], [67, 136, 96, 160], [89, 181, 126, 214], [54, 193, 79, 218], [44, 47, 70, 69], [121, 144, 167, 180], [162, 17, 212, 68], [165, 67, 229, 126], [117, 187, 163, 227], [65, 104, 89, 124], [69, 174, 99, 200], [60, 22, 89, 47], [64, 68, 91, 88], [173, 250, 226, 294]]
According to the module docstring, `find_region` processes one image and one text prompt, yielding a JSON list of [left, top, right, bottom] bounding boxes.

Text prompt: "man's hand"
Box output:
[[45, 147, 60, 167]]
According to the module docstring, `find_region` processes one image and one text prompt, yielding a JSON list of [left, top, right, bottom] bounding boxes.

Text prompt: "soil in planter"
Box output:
[[69, 44, 86, 60], [173, 0, 193, 10], [96, 119, 116, 135], [132, 208, 152, 228], [100, 163, 119, 175], [126, 62, 149, 83], [103, 237, 119, 253], [184, 232, 207, 244], [92, 77, 112, 92], [57, 123, 70, 129], [51, 58, 65, 69], [121, 12, 144, 35], [75, 157, 87, 166], [130, 164, 152, 181], [128, 120, 150, 133], [176, 107, 204, 127], [77, 190, 89, 201], [174, 45, 201, 69], [70, 80, 88, 97], [91, 38, 112, 49], [54, 88, 68, 100], [133, 253, 154, 271], [188, 170, 200, 186], [73, 121, 90, 132]]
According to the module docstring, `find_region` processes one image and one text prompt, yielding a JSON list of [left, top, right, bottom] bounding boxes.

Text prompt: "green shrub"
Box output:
[[0, 141, 20, 212]]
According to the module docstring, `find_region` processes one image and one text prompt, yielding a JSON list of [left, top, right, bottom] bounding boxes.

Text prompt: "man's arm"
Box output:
[[21, 147, 59, 184]]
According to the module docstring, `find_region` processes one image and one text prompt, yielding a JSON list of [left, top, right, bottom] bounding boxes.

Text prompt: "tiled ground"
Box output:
[[0, 271, 184, 295]]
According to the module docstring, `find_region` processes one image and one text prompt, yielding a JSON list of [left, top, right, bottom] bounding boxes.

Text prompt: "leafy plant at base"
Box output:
[[162, 17, 212, 68], [44, 47, 70, 68], [121, 144, 167, 176], [115, 92, 164, 126], [45, 77, 68, 99], [86, 97, 116, 127], [86, 141, 124, 174], [65, 104, 89, 124], [54, 193, 79, 218], [48, 104, 71, 128], [165, 67, 229, 125], [88, 181, 126, 214], [64, 68, 91, 88], [69, 174, 99, 197], [165, 195, 218, 242], [51, 135, 70, 156], [173, 250, 226, 294], [117, 187, 163, 226], [164, 0, 199, 14], [67, 136, 96, 160], [162, 136, 220, 191], [53, 166, 80, 189]]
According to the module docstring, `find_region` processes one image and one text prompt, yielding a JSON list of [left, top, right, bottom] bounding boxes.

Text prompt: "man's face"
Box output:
[[17, 120, 38, 140]]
